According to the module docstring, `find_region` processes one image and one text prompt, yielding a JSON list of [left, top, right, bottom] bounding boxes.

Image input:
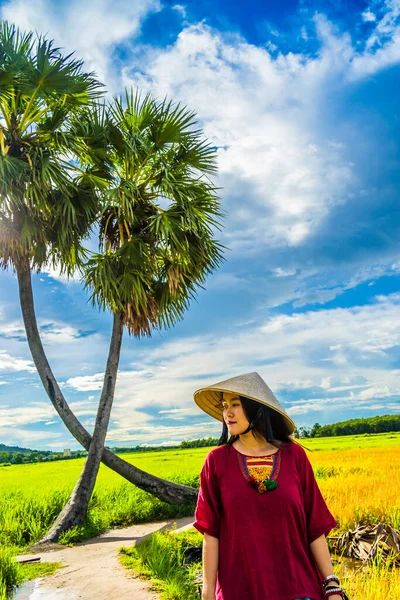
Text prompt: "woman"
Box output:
[[193, 372, 346, 600]]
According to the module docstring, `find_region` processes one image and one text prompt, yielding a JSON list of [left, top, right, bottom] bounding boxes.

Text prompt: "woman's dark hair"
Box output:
[[218, 395, 293, 449]]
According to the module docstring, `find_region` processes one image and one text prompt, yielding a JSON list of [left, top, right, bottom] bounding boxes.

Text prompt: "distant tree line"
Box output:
[[0, 444, 87, 466], [180, 437, 219, 448], [108, 437, 220, 452], [294, 414, 400, 438], [107, 445, 179, 454], [1, 415, 399, 465]]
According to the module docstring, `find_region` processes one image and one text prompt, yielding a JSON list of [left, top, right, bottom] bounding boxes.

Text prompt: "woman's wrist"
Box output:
[[322, 574, 340, 585], [324, 584, 346, 598], [202, 583, 215, 597], [322, 574, 346, 599]]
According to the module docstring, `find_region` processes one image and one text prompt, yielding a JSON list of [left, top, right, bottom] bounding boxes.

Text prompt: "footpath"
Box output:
[[16, 515, 195, 600]]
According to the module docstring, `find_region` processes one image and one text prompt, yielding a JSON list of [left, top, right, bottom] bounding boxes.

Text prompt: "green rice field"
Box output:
[[1, 432, 400, 551]]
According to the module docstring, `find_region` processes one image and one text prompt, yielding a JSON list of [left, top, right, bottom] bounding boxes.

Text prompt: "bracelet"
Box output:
[[324, 584, 344, 598], [323, 575, 340, 587]]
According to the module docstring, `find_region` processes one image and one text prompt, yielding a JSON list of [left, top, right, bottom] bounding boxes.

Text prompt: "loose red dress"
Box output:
[[193, 440, 338, 600]]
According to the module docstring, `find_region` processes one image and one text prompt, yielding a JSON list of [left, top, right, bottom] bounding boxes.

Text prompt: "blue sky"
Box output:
[[1, 0, 400, 450]]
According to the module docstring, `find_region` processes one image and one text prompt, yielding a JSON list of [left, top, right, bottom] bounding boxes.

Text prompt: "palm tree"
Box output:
[[84, 90, 224, 338], [1, 24, 224, 541], [0, 24, 205, 507], [0, 21, 104, 448], [38, 91, 224, 542]]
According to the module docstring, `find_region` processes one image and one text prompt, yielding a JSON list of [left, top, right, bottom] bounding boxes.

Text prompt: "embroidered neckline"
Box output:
[[234, 446, 282, 493]]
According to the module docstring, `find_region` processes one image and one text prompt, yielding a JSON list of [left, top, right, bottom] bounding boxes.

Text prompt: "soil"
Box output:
[[16, 516, 195, 600]]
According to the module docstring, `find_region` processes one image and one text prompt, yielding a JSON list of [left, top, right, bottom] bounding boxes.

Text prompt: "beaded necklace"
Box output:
[[236, 449, 281, 493]]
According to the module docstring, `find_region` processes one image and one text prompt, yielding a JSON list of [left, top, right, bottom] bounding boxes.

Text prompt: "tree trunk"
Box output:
[[37, 312, 124, 543], [16, 258, 198, 504]]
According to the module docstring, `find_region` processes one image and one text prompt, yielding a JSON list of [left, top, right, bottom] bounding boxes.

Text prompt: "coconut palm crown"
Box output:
[[0, 22, 103, 274], [82, 90, 225, 337]]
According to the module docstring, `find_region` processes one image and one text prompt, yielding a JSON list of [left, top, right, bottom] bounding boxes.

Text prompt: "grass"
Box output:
[[0, 546, 22, 599], [0, 545, 62, 599], [121, 527, 400, 600], [0, 433, 399, 598], [19, 561, 63, 581], [1, 434, 400, 549], [0, 479, 197, 549], [120, 528, 203, 600], [332, 549, 400, 599]]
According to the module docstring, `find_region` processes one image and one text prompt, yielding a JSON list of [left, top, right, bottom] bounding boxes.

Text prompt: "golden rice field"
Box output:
[[1, 432, 399, 599]]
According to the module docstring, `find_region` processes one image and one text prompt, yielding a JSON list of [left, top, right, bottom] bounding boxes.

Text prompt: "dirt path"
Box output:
[[16, 516, 195, 600]]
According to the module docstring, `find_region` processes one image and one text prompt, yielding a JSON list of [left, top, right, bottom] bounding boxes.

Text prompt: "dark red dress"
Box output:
[[193, 441, 338, 600]]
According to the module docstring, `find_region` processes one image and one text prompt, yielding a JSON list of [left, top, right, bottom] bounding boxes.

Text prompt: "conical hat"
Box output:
[[193, 371, 295, 434]]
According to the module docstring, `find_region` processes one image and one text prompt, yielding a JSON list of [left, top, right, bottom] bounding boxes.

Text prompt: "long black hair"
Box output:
[[218, 395, 293, 450]]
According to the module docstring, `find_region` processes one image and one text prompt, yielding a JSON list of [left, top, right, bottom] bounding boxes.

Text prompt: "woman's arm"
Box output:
[[202, 532, 219, 600], [310, 534, 342, 600]]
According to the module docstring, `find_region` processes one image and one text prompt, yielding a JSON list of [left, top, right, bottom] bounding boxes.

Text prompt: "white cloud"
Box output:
[[105, 420, 220, 443], [158, 407, 199, 415], [0, 320, 26, 339], [120, 10, 400, 256], [124, 18, 400, 251], [40, 322, 83, 344], [0, 0, 161, 90], [362, 10, 377, 22], [69, 398, 98, 416], [0, 350, 35, 373], [0, 426, 62, 445], [40, 264, 81, 283], [2, 4, 400, 449], [3, 291, 400, 444], [358, 386, 392, 399], [1, 3, 399, 259], [66, 373, 104, 391], [0, 402, 57, 426], [0, 397, 99, 429], [206, 272, 250, 289], [158, 407, 201, 420], [350, 1, 400, 77], [63, 292, 400, 441], [172, 4, 187, 18], [273, 268, 297, 278]]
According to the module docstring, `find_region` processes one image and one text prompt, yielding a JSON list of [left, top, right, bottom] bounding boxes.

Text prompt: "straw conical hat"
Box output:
[[193, 371, 295, 434]]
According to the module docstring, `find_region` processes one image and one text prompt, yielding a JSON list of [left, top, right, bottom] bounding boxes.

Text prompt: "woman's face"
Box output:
[[222, 392, 250, 436]]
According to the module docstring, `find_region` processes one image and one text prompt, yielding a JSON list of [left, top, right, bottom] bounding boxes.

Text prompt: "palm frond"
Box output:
[[0, 22, 105, 273], [84, 89, 225, 337]]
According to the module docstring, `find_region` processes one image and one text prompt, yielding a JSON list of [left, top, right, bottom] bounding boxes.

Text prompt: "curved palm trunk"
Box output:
[[16, 258, 197, 505], [37, 312, 124, 543]]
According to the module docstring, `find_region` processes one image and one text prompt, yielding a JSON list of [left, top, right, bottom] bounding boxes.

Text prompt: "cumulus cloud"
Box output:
[[362, 10, 377, 23], [0, 426, 62, 445], [123, 21, 358, 250], [105, 420, 221, 444], [63, 292, 400, 440], [66, 373, 104, 391], [121, 11, 400, 256], [2, 2, 400, 447], [0, 402, 57, 427], [40, 322, 85, 344], [0, 0, 160, 89], [0, 317, 27, 341], [3, 290, 400, 443], [3, 2, 399, 300], [0, 350, 35, 373]]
